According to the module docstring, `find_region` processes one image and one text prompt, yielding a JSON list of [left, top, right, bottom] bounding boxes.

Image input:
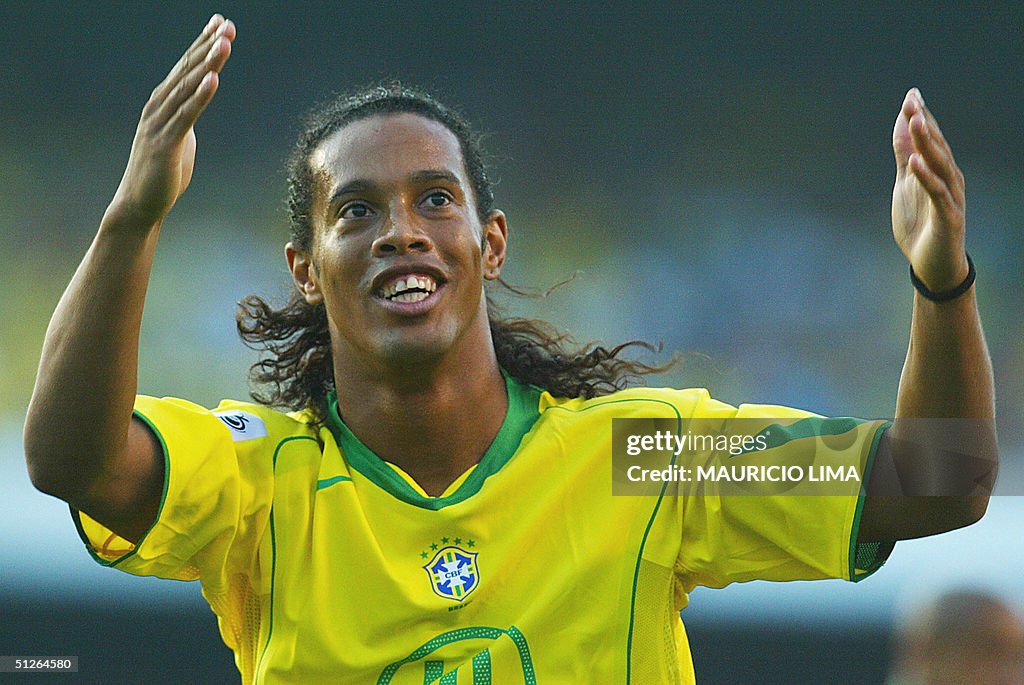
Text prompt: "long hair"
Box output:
[[237, 84, 675, 421]]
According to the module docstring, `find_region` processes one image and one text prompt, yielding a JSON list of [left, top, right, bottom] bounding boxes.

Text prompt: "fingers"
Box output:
[[907, 151, 958, 217], [907, 89, 954, 159], [150, 16, 222, 104], [909, 112, 963, 208], [903, 88, 965, 210], [161, 31, 233, 136], [145, 16, 235, 133], [165, 71, 220, 138]]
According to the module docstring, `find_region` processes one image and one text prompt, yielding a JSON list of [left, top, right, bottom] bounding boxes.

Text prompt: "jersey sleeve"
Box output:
[[674, 398, 892, 591], [70, 395, 278, 594]]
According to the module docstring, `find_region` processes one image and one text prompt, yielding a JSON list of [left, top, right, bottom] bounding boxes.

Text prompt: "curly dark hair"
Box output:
[[237, 83, 675, 420]]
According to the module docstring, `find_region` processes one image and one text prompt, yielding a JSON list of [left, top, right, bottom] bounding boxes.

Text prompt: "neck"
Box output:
[[331, 336, 508, 497]]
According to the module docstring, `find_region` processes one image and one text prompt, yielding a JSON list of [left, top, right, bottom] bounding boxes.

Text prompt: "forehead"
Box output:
[[310, 113, 467, 191]]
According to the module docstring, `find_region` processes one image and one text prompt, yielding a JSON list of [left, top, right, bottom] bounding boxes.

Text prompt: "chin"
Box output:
[[373, 329, 460, 368]]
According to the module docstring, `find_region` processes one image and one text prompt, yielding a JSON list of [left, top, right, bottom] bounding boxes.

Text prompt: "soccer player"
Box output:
[[24, 15, 996, 684]]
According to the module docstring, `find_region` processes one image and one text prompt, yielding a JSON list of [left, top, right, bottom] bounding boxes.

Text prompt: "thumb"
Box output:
[[178, 128, 198, 194]]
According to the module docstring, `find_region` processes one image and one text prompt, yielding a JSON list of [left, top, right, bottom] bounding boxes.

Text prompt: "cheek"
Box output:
[[448, 228, 486, 264], [313, 238, 369, 288]]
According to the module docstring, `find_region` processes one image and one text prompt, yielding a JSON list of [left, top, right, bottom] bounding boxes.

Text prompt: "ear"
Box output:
[[482, 210, 508, 281], [286, 242, 323, 305]]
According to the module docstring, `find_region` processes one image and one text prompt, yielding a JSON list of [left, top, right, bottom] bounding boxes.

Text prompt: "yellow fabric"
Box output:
[[73, 386, 888, 684], [385, 461, 478, 498]]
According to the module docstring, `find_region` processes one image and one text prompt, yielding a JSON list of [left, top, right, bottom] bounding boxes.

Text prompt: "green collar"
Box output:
[[325, 372, 542, 510]]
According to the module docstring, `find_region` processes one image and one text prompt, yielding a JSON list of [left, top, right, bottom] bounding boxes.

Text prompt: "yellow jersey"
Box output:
[[73, 374, 889, 684]]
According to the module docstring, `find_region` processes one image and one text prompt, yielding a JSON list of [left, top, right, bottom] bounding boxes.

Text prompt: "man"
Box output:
[[24, 14, 996, 684], [888, 589, 1024, 685]]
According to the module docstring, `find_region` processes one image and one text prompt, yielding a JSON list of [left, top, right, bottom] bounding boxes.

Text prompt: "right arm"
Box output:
[[23, 15, 236, 543]]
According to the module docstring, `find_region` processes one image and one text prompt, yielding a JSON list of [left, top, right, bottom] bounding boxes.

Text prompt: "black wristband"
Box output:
[[910, 253, 975, 302]]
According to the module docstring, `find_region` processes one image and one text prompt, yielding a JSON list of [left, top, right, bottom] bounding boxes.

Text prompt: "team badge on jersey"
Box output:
[[423, 545, 479, 602]]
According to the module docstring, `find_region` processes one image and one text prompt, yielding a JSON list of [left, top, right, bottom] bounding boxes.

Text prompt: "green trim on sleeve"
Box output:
[[736, 416, 864, 455], [324, 371, 542, 510], [70, 409, 172, 568], [848, 420, 894, 582]]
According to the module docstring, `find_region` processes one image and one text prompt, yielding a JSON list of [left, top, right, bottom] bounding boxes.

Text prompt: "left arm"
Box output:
[[858, 88, 997, 543]]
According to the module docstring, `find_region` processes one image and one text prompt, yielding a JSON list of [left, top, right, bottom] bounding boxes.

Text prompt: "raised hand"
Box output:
[[891, 88, 969, 293], [108, 15, 236, 229]]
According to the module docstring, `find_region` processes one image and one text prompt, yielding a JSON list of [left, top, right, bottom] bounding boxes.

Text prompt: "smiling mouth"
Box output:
[[377, 274, 439, 304]]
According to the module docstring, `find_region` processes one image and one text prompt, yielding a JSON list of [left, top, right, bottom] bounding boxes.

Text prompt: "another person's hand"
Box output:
[[107, 15, 235, 229], [891, 88, 969, 293]]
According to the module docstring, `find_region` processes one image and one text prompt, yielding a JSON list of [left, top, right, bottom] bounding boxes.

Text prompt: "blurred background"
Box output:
[[1, 1, 1021, 683]]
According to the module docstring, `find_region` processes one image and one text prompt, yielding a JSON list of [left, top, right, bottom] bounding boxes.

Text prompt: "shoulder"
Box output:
[[536, 387, 829, 422], [209, 398, 319, 441], [134, 395, 321, 452], [537, 386, 735, 419]]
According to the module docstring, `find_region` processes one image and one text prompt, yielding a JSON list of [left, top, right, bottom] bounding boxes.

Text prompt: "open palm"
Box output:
[[110, 16, 234, 228], [891, 89, 968, 292]]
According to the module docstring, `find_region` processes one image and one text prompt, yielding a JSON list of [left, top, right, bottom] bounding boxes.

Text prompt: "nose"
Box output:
[[371, 202, 433, 256]]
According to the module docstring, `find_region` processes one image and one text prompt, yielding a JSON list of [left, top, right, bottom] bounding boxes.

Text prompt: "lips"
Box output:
[[370, 265, 447, 313]]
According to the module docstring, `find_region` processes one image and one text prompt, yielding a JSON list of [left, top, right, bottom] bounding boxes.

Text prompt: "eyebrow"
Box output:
[[327, 169, 463, 206]]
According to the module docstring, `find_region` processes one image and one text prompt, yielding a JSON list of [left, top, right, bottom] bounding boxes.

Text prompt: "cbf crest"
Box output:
[[423, 545, 479, 602]]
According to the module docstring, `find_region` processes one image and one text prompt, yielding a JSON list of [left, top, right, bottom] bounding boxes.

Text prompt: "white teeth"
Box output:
[[380, 274, 438, 300]]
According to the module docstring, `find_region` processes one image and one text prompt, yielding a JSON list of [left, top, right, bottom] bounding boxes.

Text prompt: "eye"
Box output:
[[423, 191, 453, 209], [340, 202, 373, 220]]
